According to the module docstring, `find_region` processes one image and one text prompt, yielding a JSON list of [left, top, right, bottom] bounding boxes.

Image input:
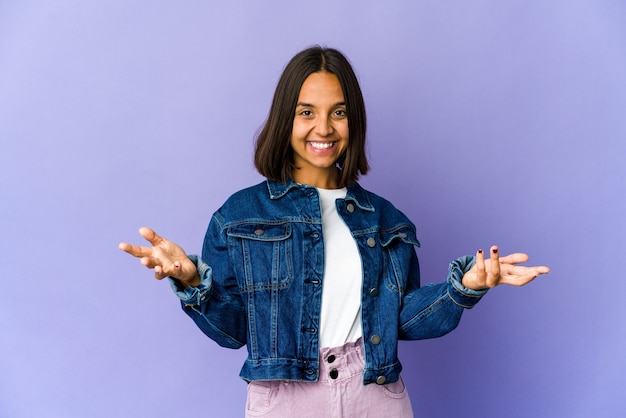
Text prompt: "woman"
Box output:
[[119, 46, 550, 417]]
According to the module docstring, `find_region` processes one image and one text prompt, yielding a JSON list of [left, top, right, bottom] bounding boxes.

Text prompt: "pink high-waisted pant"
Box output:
[[245, 339, 414, 417]]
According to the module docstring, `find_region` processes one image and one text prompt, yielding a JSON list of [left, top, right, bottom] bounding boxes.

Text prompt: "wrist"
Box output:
[[179, 272, 201, 288]]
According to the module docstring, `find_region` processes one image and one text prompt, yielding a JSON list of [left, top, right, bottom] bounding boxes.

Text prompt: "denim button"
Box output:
[[347, 203, 355, 213], [327, 355, 336, 363], [370, 334, 381, 345], [254, 229, 264, 236], [369, 288, 379, 297], [311, 233, 320, 239], [330, 368, 339, 379], [367, 238, 376, 247], [399, 232, 407, 239], [376, 375, 386, 385]]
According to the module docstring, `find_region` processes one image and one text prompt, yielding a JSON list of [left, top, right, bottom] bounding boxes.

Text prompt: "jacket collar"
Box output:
[[266, 179, 375, 212]]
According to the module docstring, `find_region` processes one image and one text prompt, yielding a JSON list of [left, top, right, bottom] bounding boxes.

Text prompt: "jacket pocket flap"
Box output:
[[380, 226, 420, 247], [227, 222, 291, 241]]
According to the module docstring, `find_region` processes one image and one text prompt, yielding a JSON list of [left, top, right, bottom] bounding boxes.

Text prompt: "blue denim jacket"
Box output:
[[170, 180, 487, 385]]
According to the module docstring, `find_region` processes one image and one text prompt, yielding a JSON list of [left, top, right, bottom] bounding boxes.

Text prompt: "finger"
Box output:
[[140, 256, 162, 269], [490, 246, 500, 265], [144, 258, 184, 280], [498, 252, 530, 265], [517, 266, 551, 277], [506, 272, 538, 286], [487, 246, 501, 287], [537, 266, 551, 274], [500, 265, 551, 286], [139, 227, 165, 246], [118, 242, 153, 258], [475, 248, 485, 278], [162, 261, 183, 280], [149, 262, 170, 280], [154, 261, 185, 281], [501, 270, 541, 286], [154, 265, 168, 280]]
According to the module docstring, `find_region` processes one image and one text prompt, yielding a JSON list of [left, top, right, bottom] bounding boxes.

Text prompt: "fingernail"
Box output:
[[478, 249, 483, 254], [492, 248, 498, 254]]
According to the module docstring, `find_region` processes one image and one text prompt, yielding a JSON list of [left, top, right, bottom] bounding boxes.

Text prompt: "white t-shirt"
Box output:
[[317, 187, 363, 349]]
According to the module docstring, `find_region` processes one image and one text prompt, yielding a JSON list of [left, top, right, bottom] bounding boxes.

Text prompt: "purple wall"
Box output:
[[1, 1, 624, 417]]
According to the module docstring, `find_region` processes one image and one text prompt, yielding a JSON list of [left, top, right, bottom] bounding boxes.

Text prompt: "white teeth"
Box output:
[[310, 142, 335, 149]]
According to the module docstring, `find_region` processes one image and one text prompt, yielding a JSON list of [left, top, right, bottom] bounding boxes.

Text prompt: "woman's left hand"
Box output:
[[461, 246, 550, 290]]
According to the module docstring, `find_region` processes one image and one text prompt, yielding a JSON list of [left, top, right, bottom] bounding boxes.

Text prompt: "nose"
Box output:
[[315, 114, 334, 137]]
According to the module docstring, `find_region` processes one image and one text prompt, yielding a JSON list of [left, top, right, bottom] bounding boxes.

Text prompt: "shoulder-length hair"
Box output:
[[254, 46, 369, 187]]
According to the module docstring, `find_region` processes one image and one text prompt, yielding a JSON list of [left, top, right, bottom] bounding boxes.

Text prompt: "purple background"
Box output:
[[1, 1, 625, 417]]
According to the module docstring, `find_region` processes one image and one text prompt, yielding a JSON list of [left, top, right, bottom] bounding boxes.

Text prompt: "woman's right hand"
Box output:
[[118, 227, 201, 287]]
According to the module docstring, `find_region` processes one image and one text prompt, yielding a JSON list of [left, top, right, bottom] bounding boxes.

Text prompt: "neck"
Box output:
[[292, 167, 340, 189]]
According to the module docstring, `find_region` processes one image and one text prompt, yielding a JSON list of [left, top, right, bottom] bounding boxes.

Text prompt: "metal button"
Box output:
[[254, 229, 264, 236], [369, 288, 379, 297], [399, 232, 407, 238], [367, 238, 376, 247], [346, 203, 355, 213], [376, 375, 387, 385], [370, 334, 381, 345], [330, 368, 339, 379], [327, 355, 336, 363]]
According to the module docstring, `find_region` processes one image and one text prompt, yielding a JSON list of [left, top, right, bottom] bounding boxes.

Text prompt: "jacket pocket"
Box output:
[[227, 221, 293, 292], [380, 225, 419, 293]]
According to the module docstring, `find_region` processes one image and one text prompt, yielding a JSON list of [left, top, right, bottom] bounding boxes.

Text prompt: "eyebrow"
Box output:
[[296, 101, 346, 108]]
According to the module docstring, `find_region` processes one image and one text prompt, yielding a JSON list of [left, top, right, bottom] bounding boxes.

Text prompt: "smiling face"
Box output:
[[290, 71, 349, 189]]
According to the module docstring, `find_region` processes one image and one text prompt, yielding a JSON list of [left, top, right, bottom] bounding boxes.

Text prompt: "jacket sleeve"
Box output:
[[167, 212, 247, 349], [398, 252, 487, 340]]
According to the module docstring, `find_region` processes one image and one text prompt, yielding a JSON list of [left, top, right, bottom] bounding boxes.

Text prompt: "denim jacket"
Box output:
[[170, 180, 487, 386]]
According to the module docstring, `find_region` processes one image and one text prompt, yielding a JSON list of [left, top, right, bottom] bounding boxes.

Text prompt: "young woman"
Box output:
[[119, 46, 550, 417]]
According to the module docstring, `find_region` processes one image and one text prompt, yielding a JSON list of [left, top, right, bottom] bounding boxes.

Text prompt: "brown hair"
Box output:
[[254, 46, 369, 187]]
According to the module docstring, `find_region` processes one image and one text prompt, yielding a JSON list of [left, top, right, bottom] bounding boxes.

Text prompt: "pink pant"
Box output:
[[245, 339, 414, 417]]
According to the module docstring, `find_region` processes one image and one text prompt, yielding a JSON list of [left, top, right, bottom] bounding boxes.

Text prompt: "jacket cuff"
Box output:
[[447, 255, 488, 309], [167, 254, 212, 306]]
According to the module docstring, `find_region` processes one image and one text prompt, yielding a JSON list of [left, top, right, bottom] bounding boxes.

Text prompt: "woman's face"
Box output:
[[290, 71, 349, 188]]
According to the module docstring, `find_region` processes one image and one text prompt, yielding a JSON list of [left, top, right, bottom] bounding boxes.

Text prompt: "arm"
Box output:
[[119, 223, 247, 348], [178, 214, 247, 348], [399, 253, 485, 340], [399, 246, 550, 340]]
